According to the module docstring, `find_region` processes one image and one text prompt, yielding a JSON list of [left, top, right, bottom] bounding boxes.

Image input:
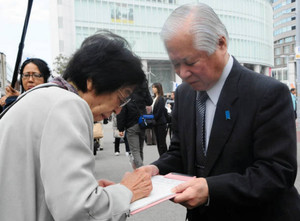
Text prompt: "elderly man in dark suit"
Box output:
[[144, 3, 300, 220]]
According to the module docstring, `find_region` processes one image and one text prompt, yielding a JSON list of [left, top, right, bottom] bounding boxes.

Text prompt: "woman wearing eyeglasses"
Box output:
[[0, 58, 51, 111], [0, 31, 156, 221]]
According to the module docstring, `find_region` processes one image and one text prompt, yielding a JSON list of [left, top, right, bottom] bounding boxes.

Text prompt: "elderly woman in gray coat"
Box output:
[[0, 30, 157, 221]]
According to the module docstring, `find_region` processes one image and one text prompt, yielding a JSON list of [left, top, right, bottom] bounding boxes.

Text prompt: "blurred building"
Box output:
[[272, 0, 297, 89], [0, 53, 18, 96], [51, 0, 273, 93], [0, 53, 6, 96]]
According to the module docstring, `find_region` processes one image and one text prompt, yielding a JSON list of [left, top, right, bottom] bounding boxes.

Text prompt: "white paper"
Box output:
[[129, 175, 186, 214]]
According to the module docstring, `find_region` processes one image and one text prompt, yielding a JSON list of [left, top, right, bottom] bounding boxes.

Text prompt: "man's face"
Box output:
[[165, 32, 228, 91]]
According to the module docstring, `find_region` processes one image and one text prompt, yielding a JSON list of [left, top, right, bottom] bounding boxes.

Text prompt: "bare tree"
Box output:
[[53, 54, 69, 76]]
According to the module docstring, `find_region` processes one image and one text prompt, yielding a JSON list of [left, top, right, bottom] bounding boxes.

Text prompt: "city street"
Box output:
[[94, 122, 300, 221]]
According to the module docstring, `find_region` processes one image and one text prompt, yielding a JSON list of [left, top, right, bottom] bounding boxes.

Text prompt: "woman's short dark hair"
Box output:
[[63, 30, 145, 95], [19, 58, 51, 92]]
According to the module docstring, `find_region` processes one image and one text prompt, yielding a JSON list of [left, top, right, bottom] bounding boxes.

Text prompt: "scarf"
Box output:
[[50, 76, 78, 95]]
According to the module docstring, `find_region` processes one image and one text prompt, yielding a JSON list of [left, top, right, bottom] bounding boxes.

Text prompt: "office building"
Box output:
[[272, 0, 297, 88], [51, 0, 273, 93]]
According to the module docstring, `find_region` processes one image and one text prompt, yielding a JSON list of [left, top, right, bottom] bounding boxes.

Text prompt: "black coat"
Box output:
[[117, 81, 152, 131], [152, 96, 167, 125]]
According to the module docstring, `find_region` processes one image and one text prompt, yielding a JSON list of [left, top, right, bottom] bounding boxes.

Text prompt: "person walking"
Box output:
[[144, 3, 300, 220], [165, 91, 175, 137], [112, 112, 130, 156], [291, 88, 297, 119], [152, 82, 168, 156], [117, 79, 153, 168]]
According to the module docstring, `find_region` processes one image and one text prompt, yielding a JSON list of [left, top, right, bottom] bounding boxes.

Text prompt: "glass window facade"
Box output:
[[53, 0, 274, 92]]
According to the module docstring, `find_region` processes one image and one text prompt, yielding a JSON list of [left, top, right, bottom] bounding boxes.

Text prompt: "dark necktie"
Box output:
[[195, 91, 208, 176]]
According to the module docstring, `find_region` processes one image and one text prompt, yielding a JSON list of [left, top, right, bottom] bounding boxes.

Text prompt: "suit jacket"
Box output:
[[152, 58, 300, 220]]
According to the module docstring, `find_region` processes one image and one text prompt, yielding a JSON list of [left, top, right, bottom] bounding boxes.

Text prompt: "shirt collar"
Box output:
[[207, 55, 233, 106]]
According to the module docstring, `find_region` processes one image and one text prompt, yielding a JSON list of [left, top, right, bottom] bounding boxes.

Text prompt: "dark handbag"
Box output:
[[138, 114, 156, 129]]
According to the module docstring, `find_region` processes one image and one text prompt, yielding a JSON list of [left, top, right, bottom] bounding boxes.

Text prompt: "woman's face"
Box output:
[[21, 62, 45, 91], [80, 80, 133, 121], [152, 86, 157, 95]]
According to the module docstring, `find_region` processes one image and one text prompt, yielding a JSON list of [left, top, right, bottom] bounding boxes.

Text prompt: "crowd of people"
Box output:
[[1, 2, 300, 221]]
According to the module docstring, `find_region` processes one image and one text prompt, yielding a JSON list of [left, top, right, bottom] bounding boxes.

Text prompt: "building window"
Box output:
[[59, 40, 64, 52], [284, 45, 290, 54], [285, 37, 293, 43], [278, 70, 282, 80], [58, 17, 63, 29], [283, 57, 287, 65], [282, 69, 288, 80], [275, 47, 281, 55], [275, 57, 282, 66]]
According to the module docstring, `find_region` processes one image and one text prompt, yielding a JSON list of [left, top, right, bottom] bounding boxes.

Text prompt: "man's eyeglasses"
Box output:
[[118, 89, 131, 107], [22, 73, 43, 79]]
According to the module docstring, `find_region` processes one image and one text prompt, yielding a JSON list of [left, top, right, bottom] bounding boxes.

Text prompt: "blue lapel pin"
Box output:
[[225, 110, 231, 120]]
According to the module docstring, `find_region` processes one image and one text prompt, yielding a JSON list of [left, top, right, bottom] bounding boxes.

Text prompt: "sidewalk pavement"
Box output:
[[94, 122, 300, 221]]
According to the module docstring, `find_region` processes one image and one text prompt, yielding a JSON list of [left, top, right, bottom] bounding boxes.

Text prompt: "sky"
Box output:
[[0, 0, 52, 70]]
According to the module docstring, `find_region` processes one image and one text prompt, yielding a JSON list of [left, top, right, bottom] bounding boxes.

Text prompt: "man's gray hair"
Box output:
[[160, 3, 229, 55]]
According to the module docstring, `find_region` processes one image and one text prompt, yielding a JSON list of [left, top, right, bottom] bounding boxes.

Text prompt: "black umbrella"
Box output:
[[11, 0, 34, 88]]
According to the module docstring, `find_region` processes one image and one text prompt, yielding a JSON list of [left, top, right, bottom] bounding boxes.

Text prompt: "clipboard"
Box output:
[[129, 173, 194, 215]]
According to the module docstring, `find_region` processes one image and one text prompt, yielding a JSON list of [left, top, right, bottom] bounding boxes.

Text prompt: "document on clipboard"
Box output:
[[129, 173, 194, 215]]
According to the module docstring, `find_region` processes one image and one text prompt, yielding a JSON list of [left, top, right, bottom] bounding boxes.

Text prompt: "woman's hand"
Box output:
[[119, 131, 124, 137], [0, 96, 7, 107], [120, 167, 154, 202], [5, 85, 20, 97], [98, 179, 115, 187]]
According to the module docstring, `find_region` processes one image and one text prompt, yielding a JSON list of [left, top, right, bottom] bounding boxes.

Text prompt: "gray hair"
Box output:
[[160, 3, 229, 55]]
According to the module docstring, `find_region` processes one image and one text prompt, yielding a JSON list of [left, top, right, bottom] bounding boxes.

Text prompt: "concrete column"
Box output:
[[263, 66, 270, 76], [254, 65, 261, 74]]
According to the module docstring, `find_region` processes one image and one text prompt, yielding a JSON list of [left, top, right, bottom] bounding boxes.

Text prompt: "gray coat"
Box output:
[[0, 85, 132, 221]]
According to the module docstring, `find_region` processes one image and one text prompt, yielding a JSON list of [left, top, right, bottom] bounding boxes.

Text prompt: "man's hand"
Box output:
[[172, 177, 209, 209], [139, 165, 159, 176]]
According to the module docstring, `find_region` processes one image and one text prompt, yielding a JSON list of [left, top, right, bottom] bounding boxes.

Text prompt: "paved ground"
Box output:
[[94, 122, 300, 220]]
